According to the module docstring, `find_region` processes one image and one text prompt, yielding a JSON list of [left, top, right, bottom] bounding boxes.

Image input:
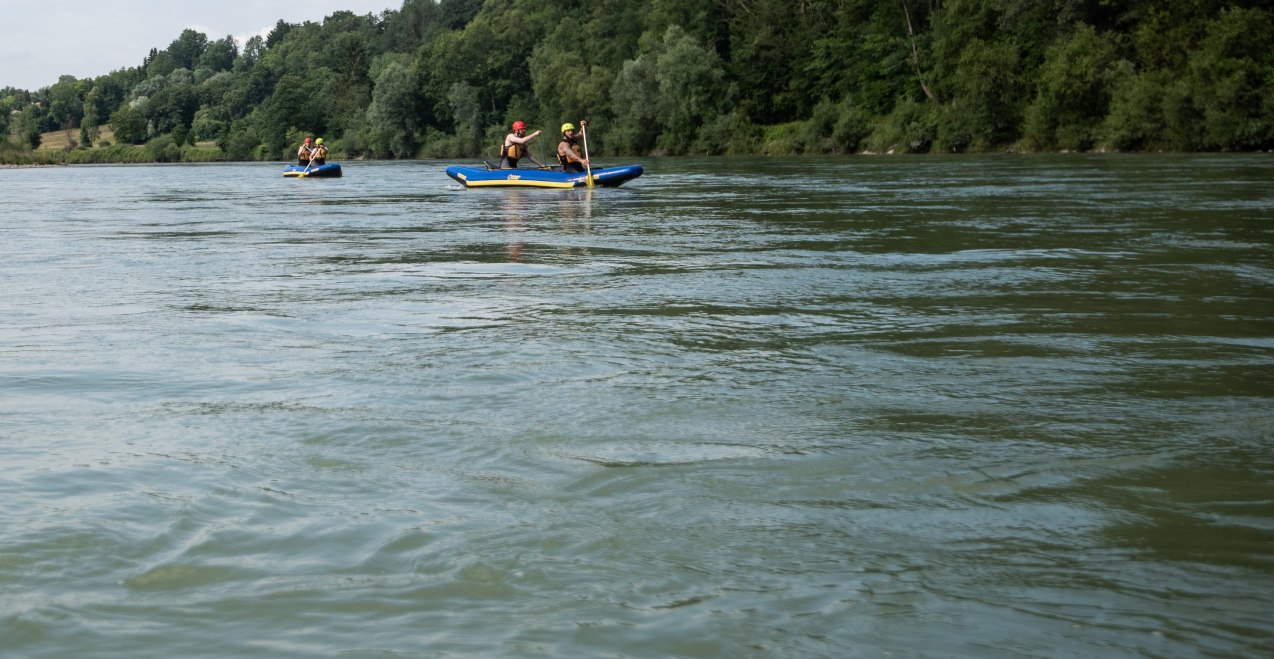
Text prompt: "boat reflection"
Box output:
[[500, 188, 594, 262]]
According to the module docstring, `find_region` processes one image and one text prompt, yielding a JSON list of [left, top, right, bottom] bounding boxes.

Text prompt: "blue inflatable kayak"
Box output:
[[283, 162, 342, 178], [446, 164, 642, 189]]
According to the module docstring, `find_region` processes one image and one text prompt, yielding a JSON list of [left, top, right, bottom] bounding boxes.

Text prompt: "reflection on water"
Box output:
[[502, 189, 531, 261], [497, 188, 595, 262], [1, 156, 1272, 658]]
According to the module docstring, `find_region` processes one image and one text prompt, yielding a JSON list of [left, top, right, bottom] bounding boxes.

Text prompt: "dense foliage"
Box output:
[[4, 0, 1272, 162]]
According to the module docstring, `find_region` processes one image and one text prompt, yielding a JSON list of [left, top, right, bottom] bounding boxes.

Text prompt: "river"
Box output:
[[2, 155, 1272, 657]]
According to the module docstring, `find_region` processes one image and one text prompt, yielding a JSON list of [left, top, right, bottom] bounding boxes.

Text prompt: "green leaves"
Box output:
[[609, 25, 725, 155], [108, 104, 148, 145], [1023, 24, 1121, 151], [1187, 7, 1274, 150], [10, 0, 1273, 159], [365, 59, 420, 158]]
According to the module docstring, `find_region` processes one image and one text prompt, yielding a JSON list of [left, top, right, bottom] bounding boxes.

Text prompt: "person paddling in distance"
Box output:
[[297, 137, 313, 166], [500, 121, 545, 169], [557, 120, 589, 173], [310, 138, 328, 167]]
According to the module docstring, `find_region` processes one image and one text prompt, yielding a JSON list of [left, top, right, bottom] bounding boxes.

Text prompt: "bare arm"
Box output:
[[507, 130, 542, 145]]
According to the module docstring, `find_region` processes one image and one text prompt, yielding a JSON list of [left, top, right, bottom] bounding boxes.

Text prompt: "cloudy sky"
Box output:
[[0, 0, 400, 91]]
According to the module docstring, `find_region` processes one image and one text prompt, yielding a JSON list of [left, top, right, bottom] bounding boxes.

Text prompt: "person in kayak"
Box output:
[[310, 138, 328, 166], [500, 121, 545, 169], [297, 137, 313, 165], [557, 121, 589, 173]]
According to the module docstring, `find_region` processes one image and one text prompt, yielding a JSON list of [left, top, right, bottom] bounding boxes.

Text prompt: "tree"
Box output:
[[1023, 24, 1121, 150], [439, 0, 483, 30], [266, 20, 293, 49], [47, 75, 86, 134], [80, 87, 102, 147], [899, 0, 938, 102], [365, 59, 420, 157], [609, 25, 725, 154], [146, 82, 199, 137], [719, 0, 819, 123], [260, 73, 323, 141], [16, 106, 43, 149], [609, 54, 660, 154], [0, 95, 11, 138], [1188, 7, 1274, 150], [109, 104, 149, 144], [447, 81, 482, 154], [239, 36, 265, 69], [937, 38, 1025, 150], [167, 29, 209, 71], [379, 0, 444, 54], [200, 36, 238, 72], [9, 0, 1274, 159], [325, 33, 374, 136]]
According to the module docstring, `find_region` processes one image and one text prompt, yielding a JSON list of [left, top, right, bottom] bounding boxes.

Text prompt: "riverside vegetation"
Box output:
[[2, 0, 1272, 165]]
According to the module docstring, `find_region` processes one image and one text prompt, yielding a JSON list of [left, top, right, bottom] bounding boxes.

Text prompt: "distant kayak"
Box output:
[[283, 163, 342, 178], [446, 164, 642, 189]]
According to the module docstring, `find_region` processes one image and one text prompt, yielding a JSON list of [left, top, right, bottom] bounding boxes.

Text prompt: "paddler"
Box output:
[[310, 138, 328, 166], [556, 120, 589, 173], [499, 121, 545, 169], [297, 137, 313, 165]]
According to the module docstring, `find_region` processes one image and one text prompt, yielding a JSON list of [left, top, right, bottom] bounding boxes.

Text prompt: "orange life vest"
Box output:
[[557, 138, 581, 166], [500, 141, 525, 160]]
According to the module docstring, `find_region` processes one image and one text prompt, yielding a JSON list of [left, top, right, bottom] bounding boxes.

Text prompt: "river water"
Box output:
[[2, 155, 1272, 657]]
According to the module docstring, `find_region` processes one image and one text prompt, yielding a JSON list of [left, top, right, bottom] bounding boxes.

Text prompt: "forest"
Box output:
[[2, 0, 1272, 164]]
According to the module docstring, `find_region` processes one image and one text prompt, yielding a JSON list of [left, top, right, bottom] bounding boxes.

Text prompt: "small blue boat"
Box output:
[[446, 164, 642, 189], [283, 162, 343, 178]]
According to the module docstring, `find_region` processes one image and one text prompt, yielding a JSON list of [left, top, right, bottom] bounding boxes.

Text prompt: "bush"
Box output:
[[225, 128, 261, 160], [760, 121, 804, 155], [417, 129, 469, 159], [799, 100, 842, 153], [693, 109, 761, 155], [867, 99, 937, 153], [62, 144, 151, 164], [179, 144, 228, 162], [832, 105, 872, 153], [1023, 25, 1120, 151], [146, 135, 181, 162]]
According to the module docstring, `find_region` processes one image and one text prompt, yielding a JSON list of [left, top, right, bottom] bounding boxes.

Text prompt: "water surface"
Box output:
[[2, 155, 1272, 657]]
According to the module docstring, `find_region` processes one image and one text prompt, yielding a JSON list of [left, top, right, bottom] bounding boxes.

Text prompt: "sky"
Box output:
[[0, 0, 401, 91]]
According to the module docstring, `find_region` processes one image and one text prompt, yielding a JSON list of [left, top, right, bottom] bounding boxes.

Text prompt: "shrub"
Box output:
[[146, 134, 181, 162], [867, 99, 937, 153], [693, 109, 761, 155]]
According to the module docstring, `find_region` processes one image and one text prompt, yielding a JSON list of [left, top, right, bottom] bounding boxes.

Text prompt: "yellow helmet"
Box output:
[[315, 138, 324, 145], [560, 123, 575, 133]]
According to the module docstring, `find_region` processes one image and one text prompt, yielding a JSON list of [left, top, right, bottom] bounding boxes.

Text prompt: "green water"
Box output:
[[2, 155, 1272, 657]]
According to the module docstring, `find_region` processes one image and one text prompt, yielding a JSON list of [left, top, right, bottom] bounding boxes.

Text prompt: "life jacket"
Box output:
[[311, 144, 328, 164], [557, 137, 581, 166], [297, 144, 312, 161], [500, 141, 524, 161]]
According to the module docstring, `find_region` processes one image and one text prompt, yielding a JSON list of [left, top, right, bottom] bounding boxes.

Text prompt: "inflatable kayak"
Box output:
[[446, 164, 642, 189], [283, 162, 342, 178]]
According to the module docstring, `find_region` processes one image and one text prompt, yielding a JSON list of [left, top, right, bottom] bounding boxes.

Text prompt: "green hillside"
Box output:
[[3, 0, 1272, 164]]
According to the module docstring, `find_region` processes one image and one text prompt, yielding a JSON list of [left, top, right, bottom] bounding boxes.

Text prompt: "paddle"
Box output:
[[581, 122, 594, 188], [298, 159, 313, 178]]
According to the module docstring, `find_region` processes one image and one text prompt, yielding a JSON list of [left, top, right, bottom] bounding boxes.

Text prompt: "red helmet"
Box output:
[[305, 137, 312, 143], [511, 121, 526, 131]]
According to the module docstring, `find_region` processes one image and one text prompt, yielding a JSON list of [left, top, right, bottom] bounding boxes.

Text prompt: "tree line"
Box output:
[[3, 0, 1272, 164]]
